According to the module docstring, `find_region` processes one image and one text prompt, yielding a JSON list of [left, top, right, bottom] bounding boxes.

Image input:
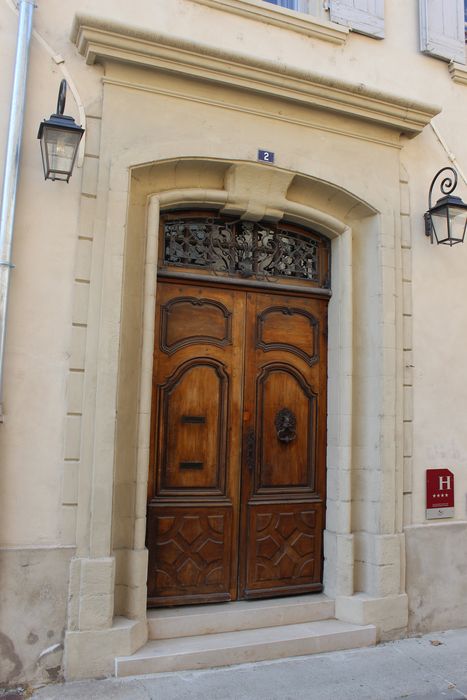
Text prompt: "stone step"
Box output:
[[115, 619, 376, 677], [148, 594, 335, 640]]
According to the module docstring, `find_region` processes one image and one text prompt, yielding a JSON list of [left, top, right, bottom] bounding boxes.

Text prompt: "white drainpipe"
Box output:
[[0, 0, 35, 421]]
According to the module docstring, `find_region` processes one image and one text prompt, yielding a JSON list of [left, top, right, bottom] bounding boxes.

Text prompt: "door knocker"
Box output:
[[274, 408, 297, 443]]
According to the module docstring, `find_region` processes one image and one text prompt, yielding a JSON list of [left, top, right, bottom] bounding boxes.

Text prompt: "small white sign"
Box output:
[[426, 506, 454, 520]]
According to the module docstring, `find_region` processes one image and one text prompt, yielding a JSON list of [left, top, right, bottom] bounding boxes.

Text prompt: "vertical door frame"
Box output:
[[137, 186, 354, 608]]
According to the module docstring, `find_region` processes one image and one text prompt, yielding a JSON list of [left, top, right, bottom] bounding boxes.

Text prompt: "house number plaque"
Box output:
[[258, 149, 275, 163]]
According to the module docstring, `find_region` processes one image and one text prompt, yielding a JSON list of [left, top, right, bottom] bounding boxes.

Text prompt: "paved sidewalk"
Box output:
[[9, 628, 467, 700]]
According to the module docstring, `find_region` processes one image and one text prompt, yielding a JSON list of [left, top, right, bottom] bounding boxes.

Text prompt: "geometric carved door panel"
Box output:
[[147, 281, 327, 606], [147, 507, 233, 604]]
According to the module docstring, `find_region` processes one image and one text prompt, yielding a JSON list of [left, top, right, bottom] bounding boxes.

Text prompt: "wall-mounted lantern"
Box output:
[[37, 79, 84, 182], [424, 167, 467, 246]]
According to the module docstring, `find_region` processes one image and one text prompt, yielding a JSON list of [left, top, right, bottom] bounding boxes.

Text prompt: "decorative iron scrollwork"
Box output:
[[163, 215, 330, 287], [275, 408, 297, 443]]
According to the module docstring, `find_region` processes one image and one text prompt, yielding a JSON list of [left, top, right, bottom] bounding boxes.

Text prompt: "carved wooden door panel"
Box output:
[[239, 291, 327, 599], [147, 281, 327, 606], [146, 281, 244, 606]]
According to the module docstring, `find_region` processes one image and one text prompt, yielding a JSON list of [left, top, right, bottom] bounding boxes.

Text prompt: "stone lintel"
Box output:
[[71, 14, 440, 137]]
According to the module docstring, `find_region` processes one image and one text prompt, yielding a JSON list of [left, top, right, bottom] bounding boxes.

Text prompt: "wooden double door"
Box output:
[[147, 279, 328, 606]]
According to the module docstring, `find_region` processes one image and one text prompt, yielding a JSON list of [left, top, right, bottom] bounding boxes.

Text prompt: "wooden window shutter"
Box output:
[[419, 0, 465, 64], [328, 0, 384, 38]]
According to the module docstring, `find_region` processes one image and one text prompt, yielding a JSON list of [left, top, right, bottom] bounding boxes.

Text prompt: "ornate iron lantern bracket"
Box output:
[[424, 167, 467, 246], [37, 79, 84, 182]]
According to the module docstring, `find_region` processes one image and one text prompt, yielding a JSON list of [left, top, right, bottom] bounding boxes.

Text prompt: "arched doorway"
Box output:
[[146, 211, 331, 606]]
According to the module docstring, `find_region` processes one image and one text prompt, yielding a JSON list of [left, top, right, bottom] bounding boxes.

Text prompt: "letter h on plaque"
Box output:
[[426, 468, 454, 520]]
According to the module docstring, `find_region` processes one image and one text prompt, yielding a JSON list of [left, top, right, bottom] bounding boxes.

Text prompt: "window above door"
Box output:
[[264, 0, 385, 38], [190, 0, 349, 45], [264, 0, 311, 12]]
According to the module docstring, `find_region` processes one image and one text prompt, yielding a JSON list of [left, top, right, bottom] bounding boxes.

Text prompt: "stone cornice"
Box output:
[[189, 0, 348, 45], [71, 14, 440, 137]]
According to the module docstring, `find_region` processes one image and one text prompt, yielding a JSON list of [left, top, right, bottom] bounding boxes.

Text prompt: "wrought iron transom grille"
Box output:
[[162, 215, 330, 288]]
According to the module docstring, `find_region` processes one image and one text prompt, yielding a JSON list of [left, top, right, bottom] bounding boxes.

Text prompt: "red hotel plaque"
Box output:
[[426, 468, 454, 519]]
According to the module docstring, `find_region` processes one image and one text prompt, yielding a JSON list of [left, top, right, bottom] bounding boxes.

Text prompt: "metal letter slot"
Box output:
[[181, 415, 206, 424], [179, 461, 204, 470]]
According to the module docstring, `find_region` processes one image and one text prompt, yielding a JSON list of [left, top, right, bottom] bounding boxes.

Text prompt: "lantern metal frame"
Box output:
[[37, 79, 84, 182], [424, 167, 467, 246]]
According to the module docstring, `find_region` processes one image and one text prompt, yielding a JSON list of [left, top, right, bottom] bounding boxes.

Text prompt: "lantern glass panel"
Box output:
[[446, 204, 467, 244], [430, 207, 448, 244], [431, 203, 467, 245], [41, 125, 82, 181]]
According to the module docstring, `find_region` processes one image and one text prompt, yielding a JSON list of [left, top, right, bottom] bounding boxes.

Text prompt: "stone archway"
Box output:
[[65, 157, 408, 679], [111, 158, 378, 617]]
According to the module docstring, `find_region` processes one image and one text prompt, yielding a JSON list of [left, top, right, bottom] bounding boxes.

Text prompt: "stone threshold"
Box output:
[[147, 593, 335, 639], [116, 618, 376, 676], [114, 594, 376, 676]]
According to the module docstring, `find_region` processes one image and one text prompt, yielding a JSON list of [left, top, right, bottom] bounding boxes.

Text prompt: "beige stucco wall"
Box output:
[[401, 126, 467, 632], [1, 0, 467, 684], [0, 547, 74, 685], [405, 522, 467, 633]]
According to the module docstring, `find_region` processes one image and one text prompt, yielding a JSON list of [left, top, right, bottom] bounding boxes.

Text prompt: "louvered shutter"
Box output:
[[419, 0, 465, 64], [329, 0, 384, 38]]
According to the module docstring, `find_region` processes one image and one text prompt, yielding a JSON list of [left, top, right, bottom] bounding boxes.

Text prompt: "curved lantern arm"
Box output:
[[428, 166, 458, 209], [56, 79, 67, 116]]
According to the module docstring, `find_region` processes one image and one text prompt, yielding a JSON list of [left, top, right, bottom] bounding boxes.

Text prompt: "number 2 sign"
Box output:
[[258, 149, 275, 163]]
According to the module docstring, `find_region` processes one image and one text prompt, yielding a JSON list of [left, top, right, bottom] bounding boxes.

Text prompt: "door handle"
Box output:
[[246, 428, 255, 473]]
